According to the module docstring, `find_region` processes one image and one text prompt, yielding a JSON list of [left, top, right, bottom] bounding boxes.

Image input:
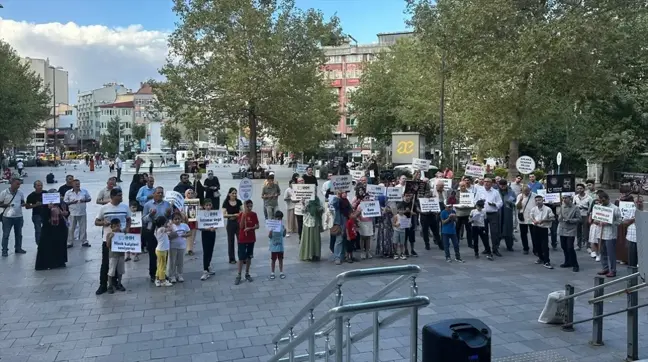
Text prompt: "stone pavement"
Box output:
[[0, 164, 646, 362]]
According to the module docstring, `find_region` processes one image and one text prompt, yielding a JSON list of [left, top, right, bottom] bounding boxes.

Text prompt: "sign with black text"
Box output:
[[110, 233, 142, 253], [360, 201, 381, 218], [545, 174, 575, 194], [196, 210, 225, 229]]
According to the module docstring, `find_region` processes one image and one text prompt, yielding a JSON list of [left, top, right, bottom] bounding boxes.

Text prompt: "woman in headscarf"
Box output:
[[128, 174, 146, 211], [293, 178, 307, 240], [330, 190, 352, 265], [299, 196, 324, 261], [35, 190, 69, 270], [184, 188, 198, 255]]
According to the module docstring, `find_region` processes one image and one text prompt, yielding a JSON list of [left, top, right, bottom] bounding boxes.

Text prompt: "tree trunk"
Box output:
[[248, 108, 258, 170], [508, 138, 519, 179], [601, 162, 613, 188]]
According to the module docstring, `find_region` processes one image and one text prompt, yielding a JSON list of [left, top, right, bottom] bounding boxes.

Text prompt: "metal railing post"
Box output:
[[627, 267, 639, 361], [409, 276, 419, 362], [562, 284, 575, 331], [346, 320, 352, 362], [289, 328, 295, 362], [325, 334, 331, 362], [591, 276, 605, 346], [335, 285, 344, 362], [372, 312, 380, 362], [308, 310, 316, 362]]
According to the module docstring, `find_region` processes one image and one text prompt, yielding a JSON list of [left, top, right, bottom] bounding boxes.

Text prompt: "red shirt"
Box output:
[[346, 219, 358, 240], [238, 211, 259, 243]]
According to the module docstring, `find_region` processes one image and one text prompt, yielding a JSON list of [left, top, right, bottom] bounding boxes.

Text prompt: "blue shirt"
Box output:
[[136, 185, 156, 207], [142, 199, 172, 230], [440, 209, 457, 234], [269, 225, 285, 253], [528, 181, 543, 194]]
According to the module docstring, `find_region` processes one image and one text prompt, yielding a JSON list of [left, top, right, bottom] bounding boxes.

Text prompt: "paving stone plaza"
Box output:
[[0, 164, 646, 362]]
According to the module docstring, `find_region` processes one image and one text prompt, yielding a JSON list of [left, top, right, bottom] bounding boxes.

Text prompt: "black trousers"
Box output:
[[420, 213, 440, 246], [560, 236, 578, 267], [116, 168, 122, 182], [486, 212, 500, 251], [226, 220, 238, 262], [532, 226, 550, 263], [202, 230, 216, 270], [296, 215, 304, 240], [209, 197, 220, 211], [550, 220, 558, 248], [456, 215, 472, 246], [143, 229, 157, 279], [100, 242, 117, 287], [471, 225, 490, 255], [629, 241, 638, 267], [519, 224, 531, 252]]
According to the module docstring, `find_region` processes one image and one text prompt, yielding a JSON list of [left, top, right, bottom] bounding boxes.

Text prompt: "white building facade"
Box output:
[[76, 83, 130, 141], [21, 57, 69, 108]]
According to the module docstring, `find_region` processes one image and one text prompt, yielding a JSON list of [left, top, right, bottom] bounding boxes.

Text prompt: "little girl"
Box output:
[[126, 201, 141, 262], [268, 210, 287, 280], [356, 195, 374, 259], [154, 216, 173, 287], [167, 212, 190, 283], [345, 211, 358, 263], [200, 200, 217, 281], [470, 200, 492, 260], [392, 207, 408, 260]]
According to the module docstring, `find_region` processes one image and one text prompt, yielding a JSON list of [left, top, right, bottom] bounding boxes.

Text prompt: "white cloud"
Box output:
[[0, 18, 169, 101]]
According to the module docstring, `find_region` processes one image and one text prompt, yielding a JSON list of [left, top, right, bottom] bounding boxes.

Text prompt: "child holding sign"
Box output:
[[200, 200, 217, 281], [168, 212, 190, 283], [105, 219, 126, 294], [268, 210, 286, 280], [391, 207, 408, 260]]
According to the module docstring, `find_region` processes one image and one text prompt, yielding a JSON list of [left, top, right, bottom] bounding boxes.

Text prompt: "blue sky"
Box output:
[[1, 0, 410, 43]]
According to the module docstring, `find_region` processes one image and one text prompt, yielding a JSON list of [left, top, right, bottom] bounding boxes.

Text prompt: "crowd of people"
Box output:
[[0, 163, 643, 295]]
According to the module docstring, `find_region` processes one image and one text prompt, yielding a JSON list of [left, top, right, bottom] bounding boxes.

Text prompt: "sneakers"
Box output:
[[107, 286, 115, 294], [393, 255, 399, 260], [169, 276, 177, 283], [95, 286, 107, 295], [367, 252, 373, 259], [335, 260, 341, 265], [270, 273, 276, 280], [486, 254, 494, 261], [177, 275, 184, 283], [535, 259, 543, 264], [595, 255, 601, 262], [81, 243, 91, 248], [590, 251, 597, 258], [245, 274, 253, 282], [446, 257, 452, 263], [115, 283, 126, 292], [201, 272, 210, 281], [544, 263, 554, 269], [410, 250, 418, 257], [360, 252, 366, 260], [454, 257, 464, 263], [155, 280, 173, 287], [2, 251, 7, 257], [400, 254, 407, 260], [280, 273, 286, 279], [15, 249, 26, 254], [234, 275, 242, 285]]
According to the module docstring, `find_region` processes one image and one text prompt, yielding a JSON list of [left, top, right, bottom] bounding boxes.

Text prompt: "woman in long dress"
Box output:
[[35, 192, 69, 270], [299, 197, 324, 261]]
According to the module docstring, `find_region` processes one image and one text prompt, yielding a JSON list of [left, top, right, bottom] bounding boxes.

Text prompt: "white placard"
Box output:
[[197, 210, 225, 229], [620, 201, 636, 220], [440, 178, 452, 190], [42, 192, 60, 204], [164, 191, 185, 210], [369, 170, 375, 178], [592, 205, 614, 224], [516, 156, 536, 175], [419, 198, 441, 213], [458, 192, 474, 207], [464, 165, 486, 178], [544, 193, 560, 204], [366, 184, 386, 198], [360, 201, 381, 218], [386, 187, 403, 202], [315, 169, 321, 178], [296, 164, 309, 174], [412, 158, 432, 171], [331, 175, 353, 193], [399, 217, 411, 229], [110, 233, 142, 253], [292, 184, 316, 201], [351, 170, 364, 181], [130, 212, 142, 228], [239, 178, 253, 201], [265, 219, 282, 232]]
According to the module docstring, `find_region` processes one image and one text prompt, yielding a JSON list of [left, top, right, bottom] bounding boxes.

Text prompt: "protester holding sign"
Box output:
[[200, 200, 218, 280], [530, 195, 555, 269], [142, 187, 173, 282], [26, 180, 45, 246], [299, 197, 324, 262], [222, 187, 243, 264], [167, 212, 190, 283], [34, 189, 69, 271], [268, 210, 287, 279], [625, 196, 644, 268], [455, 182, 474, 248], [330, 190, 352, 265], [593, 192, 622, 278], [399, 193, 419, 256], [105, 219, 127, 294], [440, 203, 463, 263]]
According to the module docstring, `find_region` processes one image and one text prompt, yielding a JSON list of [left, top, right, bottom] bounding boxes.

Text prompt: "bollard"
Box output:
[[627, 267, 639, 361], [562, 284, 575, 331], [590, 276, 605, 346]]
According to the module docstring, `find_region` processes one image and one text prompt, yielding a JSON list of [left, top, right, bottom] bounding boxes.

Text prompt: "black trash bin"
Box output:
[[422, 318, 491, 362]]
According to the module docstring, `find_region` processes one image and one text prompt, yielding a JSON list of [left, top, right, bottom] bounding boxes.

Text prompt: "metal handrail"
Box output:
[[267, 296, 431, 362], [271, 265, 421, 344], [558, 272, 643, 301]]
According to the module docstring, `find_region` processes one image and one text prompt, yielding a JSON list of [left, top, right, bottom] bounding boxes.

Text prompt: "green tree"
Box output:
[[0, 40, 51, 149], [161, 123, 182, 153], [100, 116, 120, 156], [132, 124, 146, 142], [158, 0, 341, 168]]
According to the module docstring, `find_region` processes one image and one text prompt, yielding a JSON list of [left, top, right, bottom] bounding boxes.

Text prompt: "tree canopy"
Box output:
[[100, 116, 120, 156], [161, 123, 182, 152], [0, 40, 51, 149], [158, 0, 342, 167]]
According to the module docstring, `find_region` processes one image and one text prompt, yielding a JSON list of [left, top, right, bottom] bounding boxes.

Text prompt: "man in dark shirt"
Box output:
[[302, 166, 318, 186], [26, 180, 45, 244], [204, 170, 221, 207], [173, 173, 195, 195], [58, 175, 74, 197]]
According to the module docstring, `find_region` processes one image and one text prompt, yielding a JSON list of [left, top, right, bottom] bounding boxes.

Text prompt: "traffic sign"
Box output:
[[557, 152, 562, 166]]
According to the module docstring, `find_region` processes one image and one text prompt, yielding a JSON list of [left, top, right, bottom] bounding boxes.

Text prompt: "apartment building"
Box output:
[[21, 57, 69, 108], [76, 83, 130, 143]]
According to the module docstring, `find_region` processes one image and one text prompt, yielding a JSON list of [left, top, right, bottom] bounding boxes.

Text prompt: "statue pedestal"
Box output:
[[124, 121, 179, 174]]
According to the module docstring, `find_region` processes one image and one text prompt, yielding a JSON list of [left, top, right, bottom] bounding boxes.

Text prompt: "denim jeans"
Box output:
[[600, 238, 617, 273], [333, 231, 347, 261], [32, 214, 43, 245], [2, 216, 24, 252], [442, 233, 460, 259]]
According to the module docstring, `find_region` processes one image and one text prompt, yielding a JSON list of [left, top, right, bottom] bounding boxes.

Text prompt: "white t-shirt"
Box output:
[[170, 223, 190, 249], [155, 227, 170, 251], [17, 161, 24, 169], [96, 203, 131, 241], [115, 157, 122, 169], [0, 188, 25, 218]]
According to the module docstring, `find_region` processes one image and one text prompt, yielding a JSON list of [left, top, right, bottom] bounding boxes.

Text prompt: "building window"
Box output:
[[327, 55, 342, 64], [345, 54, 363, 63]]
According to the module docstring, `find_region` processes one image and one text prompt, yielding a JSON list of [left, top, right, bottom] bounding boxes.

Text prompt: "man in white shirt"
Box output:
[[573, 183, 593, 250], [321, 173, 333, 198], [115, 156, 123, 183], [96, 177, 118, 205], [64, 179, 92, 247], [16, 160, 24, 176], [530, 194, 555, 269], [0, 177, 26, 256], [475, 178, 503, 257]]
